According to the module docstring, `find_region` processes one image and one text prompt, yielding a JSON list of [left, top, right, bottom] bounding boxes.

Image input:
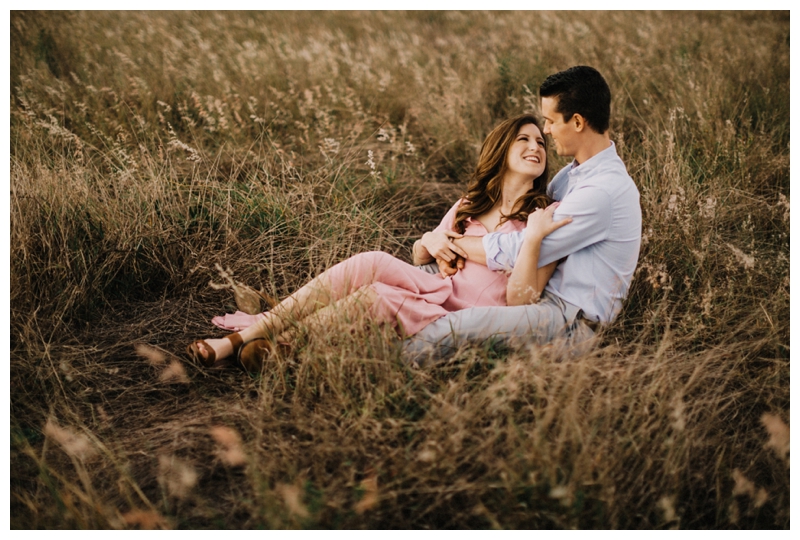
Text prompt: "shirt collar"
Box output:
[[568, 140, 617, 177]]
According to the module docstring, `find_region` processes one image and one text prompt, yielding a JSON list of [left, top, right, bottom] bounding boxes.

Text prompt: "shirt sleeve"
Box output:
[[538, 184, 612, 266], [483, 183, 613, 270], [432, 199, 463, 233], [483, 230, 524, 271]]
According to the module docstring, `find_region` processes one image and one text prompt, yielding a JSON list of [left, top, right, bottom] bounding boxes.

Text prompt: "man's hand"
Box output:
[[437, 255, 465, 278]]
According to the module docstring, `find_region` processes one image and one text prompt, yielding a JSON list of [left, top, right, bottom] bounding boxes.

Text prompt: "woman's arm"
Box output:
[[506, 204, 572, 306], [506, 242, 558, 306], [412, 231, 467, 266], [412, 238, 435, 266], [413, 199, 469, 266]]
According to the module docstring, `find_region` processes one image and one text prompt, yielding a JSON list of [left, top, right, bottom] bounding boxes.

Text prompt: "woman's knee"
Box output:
[[345, 251, 394, 277], [349, 251, 391, 265], [326, 251, 390, 292]]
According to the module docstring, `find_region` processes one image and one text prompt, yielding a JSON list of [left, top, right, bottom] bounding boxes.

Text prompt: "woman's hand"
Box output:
[[419, 230, 468, 263], [524, 202, 572, 243]]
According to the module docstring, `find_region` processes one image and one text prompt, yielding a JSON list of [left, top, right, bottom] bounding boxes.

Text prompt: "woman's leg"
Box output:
[[277, 285, 379, 341], [235, 285, 383, 372], [193, 252, 393, 361]]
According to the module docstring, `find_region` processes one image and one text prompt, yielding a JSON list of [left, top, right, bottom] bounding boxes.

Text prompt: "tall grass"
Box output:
[[10, 11, 788, 528]]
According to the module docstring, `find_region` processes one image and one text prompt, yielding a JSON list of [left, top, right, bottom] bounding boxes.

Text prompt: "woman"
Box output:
[[187, 114, 571, 371]]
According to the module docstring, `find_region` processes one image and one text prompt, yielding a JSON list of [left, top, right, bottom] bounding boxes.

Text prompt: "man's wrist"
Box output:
[[453, 235, 486, 264]]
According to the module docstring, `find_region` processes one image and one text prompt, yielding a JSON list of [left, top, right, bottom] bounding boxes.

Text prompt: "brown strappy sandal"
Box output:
[[236, 338, 278, 374], [186, 333, 244, 368]]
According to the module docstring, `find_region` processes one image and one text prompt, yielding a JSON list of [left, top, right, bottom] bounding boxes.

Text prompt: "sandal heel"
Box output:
[[237, 339, 276, 374]]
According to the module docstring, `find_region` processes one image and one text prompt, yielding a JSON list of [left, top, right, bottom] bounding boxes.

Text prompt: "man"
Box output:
[[404, 65, 642, 365]]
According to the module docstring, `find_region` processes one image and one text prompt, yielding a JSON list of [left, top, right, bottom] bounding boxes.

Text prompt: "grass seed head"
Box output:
[[209, 426, 247, 466], [43, 419, 96, 461], [761, 413, 789, 463], [277, 482, 310, 518], [121, 509, 170, 530], [159, 361, 189, 384], [158, 455, 198, 500], [135, 343, 166, 365]]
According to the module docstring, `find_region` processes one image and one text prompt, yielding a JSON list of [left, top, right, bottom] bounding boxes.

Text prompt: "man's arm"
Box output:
[[482, 185, 613, 270], [450, 236, 486, 265]]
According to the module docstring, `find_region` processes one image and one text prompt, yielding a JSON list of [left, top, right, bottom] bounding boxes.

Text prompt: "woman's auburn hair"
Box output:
[[454, 114, 552, 234]]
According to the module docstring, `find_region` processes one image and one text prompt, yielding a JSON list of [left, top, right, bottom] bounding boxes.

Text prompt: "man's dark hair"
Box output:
[[540, 66, 611, 134]]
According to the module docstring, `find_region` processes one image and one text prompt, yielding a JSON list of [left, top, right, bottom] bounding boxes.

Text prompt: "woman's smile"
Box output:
[[507, 123, 546, 178]]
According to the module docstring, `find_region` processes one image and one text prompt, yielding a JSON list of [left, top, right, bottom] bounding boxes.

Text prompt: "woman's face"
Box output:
[[505, 123, 546, 179]]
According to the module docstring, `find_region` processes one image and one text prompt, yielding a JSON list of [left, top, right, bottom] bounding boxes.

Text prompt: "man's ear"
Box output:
[[572, 113, 587, 133]]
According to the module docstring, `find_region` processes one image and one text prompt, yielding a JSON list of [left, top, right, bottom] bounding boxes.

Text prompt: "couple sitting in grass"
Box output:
[[187, 66, 642, 371]]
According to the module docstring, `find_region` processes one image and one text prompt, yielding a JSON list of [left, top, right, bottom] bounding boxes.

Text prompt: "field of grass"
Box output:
[[9, 11, 789, 529]]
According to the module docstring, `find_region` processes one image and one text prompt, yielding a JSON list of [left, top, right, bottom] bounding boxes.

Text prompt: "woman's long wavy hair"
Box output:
[[454, 114, 552, 233]]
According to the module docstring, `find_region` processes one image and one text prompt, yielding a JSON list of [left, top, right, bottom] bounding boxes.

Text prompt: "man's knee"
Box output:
[[402, 316, 458, 367], [402, 305, 546, 363], [401, 302, 568, 366], [448, 304, 560, 343]]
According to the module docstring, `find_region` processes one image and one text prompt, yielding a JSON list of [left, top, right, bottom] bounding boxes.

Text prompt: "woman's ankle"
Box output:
[[227, 332, 244, 353], [203, 337, 233, 360]]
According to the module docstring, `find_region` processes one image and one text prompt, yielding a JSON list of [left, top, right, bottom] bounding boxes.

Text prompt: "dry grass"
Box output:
[[10, 11, 788, 528]]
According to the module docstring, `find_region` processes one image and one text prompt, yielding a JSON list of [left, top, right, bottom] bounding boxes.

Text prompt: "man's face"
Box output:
[[541, 96, 576, 157]]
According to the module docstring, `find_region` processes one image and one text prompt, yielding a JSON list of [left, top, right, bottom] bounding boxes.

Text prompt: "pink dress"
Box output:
[[212, 199, 526, 337]]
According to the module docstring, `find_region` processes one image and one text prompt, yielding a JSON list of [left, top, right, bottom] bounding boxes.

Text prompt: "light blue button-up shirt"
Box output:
[[483, 141, 641, 323]]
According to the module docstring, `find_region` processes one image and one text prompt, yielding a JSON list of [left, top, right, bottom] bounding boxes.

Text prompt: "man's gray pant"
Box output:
[[402, 263, 596, 366]]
